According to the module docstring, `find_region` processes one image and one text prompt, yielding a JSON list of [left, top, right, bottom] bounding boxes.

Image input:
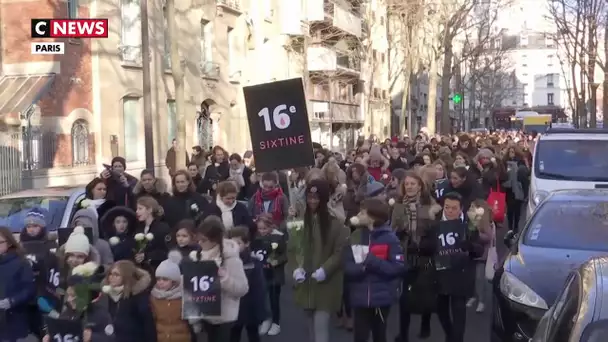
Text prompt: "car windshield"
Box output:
[[524, 200, 608, 251], [534, 140, 608, 181], [0, 196, 68, 233]]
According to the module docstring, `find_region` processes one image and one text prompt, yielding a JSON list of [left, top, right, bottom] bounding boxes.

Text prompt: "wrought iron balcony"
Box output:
[[216, 0, 242, 13]]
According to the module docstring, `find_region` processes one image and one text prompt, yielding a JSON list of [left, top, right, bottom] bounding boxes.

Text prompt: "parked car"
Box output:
[[531, 256, 608, 342], [0, 186, 85, 240], [492, 189, 608, 341]]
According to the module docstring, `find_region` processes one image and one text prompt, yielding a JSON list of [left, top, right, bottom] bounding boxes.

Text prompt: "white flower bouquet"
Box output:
[[286, 219, 305, 267], [134, 233, 154, 253]]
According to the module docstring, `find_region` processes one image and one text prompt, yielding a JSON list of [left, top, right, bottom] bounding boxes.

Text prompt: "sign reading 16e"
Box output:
[[258, 104, 297, 131]]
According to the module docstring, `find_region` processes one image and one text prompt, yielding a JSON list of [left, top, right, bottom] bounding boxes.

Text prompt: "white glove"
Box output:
[[311, 268, 326, 282], [293, 268, 306, 283]]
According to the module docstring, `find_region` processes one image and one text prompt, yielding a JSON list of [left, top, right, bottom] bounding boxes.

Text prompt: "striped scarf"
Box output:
[[402, 195, 420, 244]]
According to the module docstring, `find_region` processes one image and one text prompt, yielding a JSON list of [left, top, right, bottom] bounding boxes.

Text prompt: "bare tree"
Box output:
[[548, 0, 606, 127], [387, 0, 426, 136], [164, 0, 187, 167], [458, 8, 518, 129]]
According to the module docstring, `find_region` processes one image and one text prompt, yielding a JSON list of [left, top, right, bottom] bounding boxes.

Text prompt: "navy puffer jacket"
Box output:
[[0, 251, 36, 341], [343, 224, 406, 308]]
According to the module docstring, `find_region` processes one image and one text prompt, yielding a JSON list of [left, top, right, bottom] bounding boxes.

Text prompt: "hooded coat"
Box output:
[[71, 208, 115, 266], [103, 267, 157, 342]]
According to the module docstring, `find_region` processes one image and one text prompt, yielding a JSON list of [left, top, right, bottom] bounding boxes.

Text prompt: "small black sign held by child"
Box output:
[[45, 316, 84, 342], [181, 260, 222, 318]]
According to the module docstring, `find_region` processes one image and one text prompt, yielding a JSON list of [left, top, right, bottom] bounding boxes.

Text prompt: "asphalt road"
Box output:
[[260, 213, 522, 342]]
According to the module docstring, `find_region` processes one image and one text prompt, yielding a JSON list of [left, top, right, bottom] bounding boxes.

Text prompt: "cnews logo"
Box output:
[[31, 19, 109, 38]]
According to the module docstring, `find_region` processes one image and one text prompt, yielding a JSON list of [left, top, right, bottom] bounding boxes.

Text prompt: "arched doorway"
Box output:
[[197, 99, 220, 151]]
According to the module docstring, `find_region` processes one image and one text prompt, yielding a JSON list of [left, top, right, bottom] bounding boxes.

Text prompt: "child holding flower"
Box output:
[[465, 199, 494, 313], [227, 226, 268, 342], [134, 196, 172, 274], [41, 261, 114, 342], [254, 214, 287, 336], [102, 206, 137, 262]]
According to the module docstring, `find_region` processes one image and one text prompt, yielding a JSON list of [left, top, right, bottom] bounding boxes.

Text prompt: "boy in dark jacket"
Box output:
[[227, 226, 267, 342], [425, 192, 484, 342], [345, 198, 406, 342]]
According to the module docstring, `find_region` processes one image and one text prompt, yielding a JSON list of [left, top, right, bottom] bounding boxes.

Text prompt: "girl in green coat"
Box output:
[[290, 179, 349, 342]]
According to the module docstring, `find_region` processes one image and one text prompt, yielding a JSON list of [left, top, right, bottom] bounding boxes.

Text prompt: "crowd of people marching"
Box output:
[[0, 128, 537, 342]]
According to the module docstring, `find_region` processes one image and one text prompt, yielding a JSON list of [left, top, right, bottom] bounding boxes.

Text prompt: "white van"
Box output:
[[527, 128, 608, 217]]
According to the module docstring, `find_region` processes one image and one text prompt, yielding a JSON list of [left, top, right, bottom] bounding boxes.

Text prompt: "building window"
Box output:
[[201, 20, 213, 62], [120, 0, 141, 62], [547, 93, 554, 105], [227, 26, 239, 76], [547, 74, 554, 87], [167, 100, 176, 146], [381, 53, 385, 63], [71, 120, 90, 166], [122, 97, 141, 162], [380, 16, 385, 25]]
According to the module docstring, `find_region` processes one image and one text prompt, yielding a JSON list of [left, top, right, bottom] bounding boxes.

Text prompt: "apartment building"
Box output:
[[489, 0, 568, 126], [0, 0, 288, 192]]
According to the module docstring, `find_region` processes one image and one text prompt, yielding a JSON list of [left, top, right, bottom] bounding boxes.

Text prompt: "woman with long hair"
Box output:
[[164, 169, 210, 227], [0, 226, 36, 341], [291, 179, 349, 342], [391, 172, 442, 341]]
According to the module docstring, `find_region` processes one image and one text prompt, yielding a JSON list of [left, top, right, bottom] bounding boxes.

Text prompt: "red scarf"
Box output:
[[254, 187, 284, 223]]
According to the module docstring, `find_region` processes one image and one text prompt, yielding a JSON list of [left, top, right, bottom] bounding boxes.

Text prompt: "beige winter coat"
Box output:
[[192, 239, 249, 324]]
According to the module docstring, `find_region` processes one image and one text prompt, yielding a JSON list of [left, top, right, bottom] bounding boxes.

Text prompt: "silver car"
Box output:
[[0, 186, 86, 240]]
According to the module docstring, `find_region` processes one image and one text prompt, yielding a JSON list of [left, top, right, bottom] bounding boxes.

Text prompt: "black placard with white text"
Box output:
[[243, 78, 315, 172], [181, 260, 222, 318], [434, 220, 468, 271], [45, 316, 83, 342]]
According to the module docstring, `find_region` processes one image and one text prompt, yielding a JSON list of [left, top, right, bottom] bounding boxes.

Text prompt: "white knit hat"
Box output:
[[64, 226, 90, 255], [155, 251, 182, 282]]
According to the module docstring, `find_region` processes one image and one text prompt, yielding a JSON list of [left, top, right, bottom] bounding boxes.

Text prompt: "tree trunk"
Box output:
[[426, 55, 438, 134], [440, 43, 453, 134], [399, 70, 411, 137], [166, 0, 187, 169]]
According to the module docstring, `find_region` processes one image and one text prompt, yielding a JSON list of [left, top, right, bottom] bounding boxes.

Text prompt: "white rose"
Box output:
[[475, 207, 485, 216], [382, 174, 389, 180], [286, 222, 294, 230], [214, 163, 220, 167], [189, 250, 199, 262], [134, 233, 145, 241], [350, 216, 360, 226], [101, 285, 112, 294], [81, 262, 98, 276], [190, 204, 199, 211], [49, 248, 57, 254], [80, 199, 91, 208], [490, 157, 496, 163], [109, 237, 120, 246], [71, 264, 86, 276], [388, 198, 396, 206], [271, 242, 278, 250], [145, 233, 154, 241]]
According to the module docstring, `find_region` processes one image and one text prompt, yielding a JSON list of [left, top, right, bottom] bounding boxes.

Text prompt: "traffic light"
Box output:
[[452, 93, 462, 104]]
